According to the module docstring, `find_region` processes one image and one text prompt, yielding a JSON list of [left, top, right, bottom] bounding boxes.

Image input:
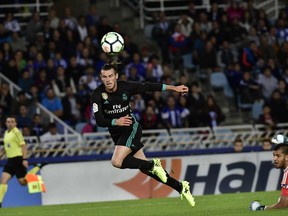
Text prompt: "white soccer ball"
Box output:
[[101, 32, 124, 55], [250, 201, 260, 211], [271, 134, 285, 144]]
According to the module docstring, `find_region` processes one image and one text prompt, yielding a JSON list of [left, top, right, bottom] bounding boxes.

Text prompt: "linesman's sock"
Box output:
[[0, 184, 8, 206]]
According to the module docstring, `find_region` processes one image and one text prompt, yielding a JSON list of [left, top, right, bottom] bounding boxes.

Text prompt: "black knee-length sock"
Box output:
[[120, 155, 154, 170], [140, 169, 182, 193]]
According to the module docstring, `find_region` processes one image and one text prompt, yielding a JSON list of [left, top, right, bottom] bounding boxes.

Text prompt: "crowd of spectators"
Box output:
[[0, 0, 288, 139]]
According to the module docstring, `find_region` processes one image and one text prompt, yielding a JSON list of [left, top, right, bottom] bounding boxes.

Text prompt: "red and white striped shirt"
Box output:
[[281, 167, 288, 196]]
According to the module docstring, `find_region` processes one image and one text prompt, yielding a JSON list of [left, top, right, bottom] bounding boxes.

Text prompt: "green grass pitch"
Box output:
[[1, 191, 287, 216]]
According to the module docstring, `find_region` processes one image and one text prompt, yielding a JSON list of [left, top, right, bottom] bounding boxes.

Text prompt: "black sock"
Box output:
[[121, 155, 154, 170], [140, 169, 182, 193]]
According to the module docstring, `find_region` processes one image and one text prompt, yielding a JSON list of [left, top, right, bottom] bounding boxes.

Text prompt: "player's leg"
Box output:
[[111, 145, 153, 170], [0, 172, 12, 208], [134, 149, 195, 207]]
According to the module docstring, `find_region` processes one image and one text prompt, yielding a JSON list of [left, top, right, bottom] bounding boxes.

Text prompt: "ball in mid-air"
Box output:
[[101, 32, 124, 55]]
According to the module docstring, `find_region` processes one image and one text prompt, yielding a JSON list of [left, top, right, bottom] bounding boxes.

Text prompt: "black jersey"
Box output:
[[90, 81, 163, 128]]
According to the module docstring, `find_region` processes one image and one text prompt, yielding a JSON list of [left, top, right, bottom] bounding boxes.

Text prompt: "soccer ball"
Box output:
[[101, 32, 124, 55], [250, 201, 260, 211]]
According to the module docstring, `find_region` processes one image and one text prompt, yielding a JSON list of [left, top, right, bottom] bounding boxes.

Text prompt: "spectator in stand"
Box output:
[[208, 21, 224, 49], [161, 95, 186, 129], [258, 35, 276, 63], [261, 138, 273, 151], [4, 12, 21, 33], [168, 23, 189, 71], [10, 32, 27, 52], [226, 0, 244, 23], [257, 104, 277, 132], [177, 14, 194, 38], [52, 65, 76, 98], [62, 30, 77, 60], [242, 41, 259, 71], [77, 15, 88, 42], [141, 105, 159, 130], [61, 86, 82, 126], [47, 9, 59, 30], [229, 17, 247, 51], [199, 12, 212, 33], [278, 41, 288, 68], [197, 40, 217, 80], [42, 19, 53, 42], [3, 58, 20, 84], [276, 18, 288, 46], [86, 5, 99, 27], [278, 79, 288, 102], [41, 88, 63, 118], [239, 71, 260, 123], [11, 91, 32, 115], [54, 52, 68, 69], [83, 36, 97, 59], [269, 89, 288, 123], [97, 15, 113, 41], [25, 11, 43, 44], [239, 10, 253, 32], [153, 12, 171, 64], [2, 42, 13, 61], [127, 66, 144, 82], [33, 52, 47, 73], [187, 82, 206, 127], [63, 7, 77, 31], [178, 96, 190, 128], [66, 56, 84, 86], [18, 70, 34, 93], [34, 68, 51, 98], [14, 50, 27, 72], [201, 95, 225, 128], [16, 105, 32, 129], [233, 137, 244, 153], [245, 26, 260, 46], [125, 52, 147, 79], [78, 66, 100, 92], [34, 32, 46, 51], [122, 34, 139, 61], [208, 2, 223, 22], [40, 122, 63, 143], [257, 66, 278, 101], [217, 40, 238, 71], [0, 83, 13, 115], [148, 55, 164, 82], [77, 47, 93, 67], [0, 23, 11, 45], [31, 114, 44, 137], [88, 25, 101, 54]]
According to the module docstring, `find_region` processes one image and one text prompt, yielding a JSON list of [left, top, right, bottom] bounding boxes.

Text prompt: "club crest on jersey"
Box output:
[[93, 103, 98, 113], [102, 93, 108, 100], [122, 93, 128, 101]]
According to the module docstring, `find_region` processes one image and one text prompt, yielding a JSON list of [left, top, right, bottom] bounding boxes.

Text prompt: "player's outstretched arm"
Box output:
[[165, 85, 189, 95]]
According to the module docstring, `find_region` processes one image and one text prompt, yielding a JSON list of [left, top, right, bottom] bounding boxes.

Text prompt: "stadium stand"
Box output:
[[0, 0, 288, 160]]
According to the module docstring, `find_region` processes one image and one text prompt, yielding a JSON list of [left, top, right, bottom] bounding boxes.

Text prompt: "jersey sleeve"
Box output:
[[90, 90, 114, 127], [127, 81, 164, 95], [281, 170, 288, 196], [15, 129, 25, 146]]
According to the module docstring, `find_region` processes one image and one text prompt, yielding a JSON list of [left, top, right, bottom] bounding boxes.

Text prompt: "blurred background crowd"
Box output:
[[0, 0, 288, 140]]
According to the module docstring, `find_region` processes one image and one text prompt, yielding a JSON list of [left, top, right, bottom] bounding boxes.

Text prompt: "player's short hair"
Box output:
[[274, 144, 288, 154], [5, 114, 17, 121], [101, 59, 121, 73]]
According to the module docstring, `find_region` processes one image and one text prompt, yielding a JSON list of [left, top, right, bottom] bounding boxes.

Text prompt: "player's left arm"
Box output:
[[21, 144, 29, 168]]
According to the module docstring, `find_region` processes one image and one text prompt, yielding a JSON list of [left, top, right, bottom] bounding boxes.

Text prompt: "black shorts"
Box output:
[[3, 156, 27, 179], [109, 120, 144, 154]]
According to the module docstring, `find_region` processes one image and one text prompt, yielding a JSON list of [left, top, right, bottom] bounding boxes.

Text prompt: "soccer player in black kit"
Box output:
[[90, 61, 195, 206]]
